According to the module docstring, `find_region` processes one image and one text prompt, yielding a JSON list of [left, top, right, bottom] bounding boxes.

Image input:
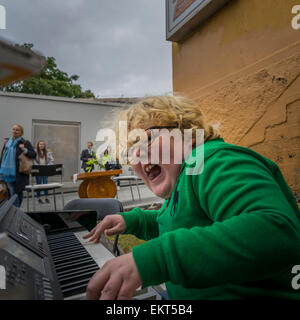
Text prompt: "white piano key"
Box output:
[[74, 230, 115, 268]]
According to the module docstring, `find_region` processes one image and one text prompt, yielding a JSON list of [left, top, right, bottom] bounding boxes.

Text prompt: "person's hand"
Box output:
[[88, 158, 92, 161], [82, 214, 126, 243], [19, 144, 25, 151], [86, 253, 142, 300]]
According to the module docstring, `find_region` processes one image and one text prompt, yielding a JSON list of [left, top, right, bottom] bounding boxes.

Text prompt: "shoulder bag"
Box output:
[[18, 153, 33, 174]]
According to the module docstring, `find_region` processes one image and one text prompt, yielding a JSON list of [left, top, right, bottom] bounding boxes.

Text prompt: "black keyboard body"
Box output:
[[0, 196, 99, 300]]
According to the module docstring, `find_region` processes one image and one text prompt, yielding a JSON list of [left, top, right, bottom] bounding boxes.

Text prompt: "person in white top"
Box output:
[[34, 140, 54, 204]]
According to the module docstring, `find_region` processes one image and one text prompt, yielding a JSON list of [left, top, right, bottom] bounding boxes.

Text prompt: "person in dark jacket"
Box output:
[[80, 141, 95, 172], [0, 124, 36, 207]]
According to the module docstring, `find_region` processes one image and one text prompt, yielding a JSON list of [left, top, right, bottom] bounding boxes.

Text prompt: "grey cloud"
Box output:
[[0, 0, 172, 97]]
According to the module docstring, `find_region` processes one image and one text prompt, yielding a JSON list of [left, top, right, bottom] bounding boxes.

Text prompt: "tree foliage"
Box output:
[[1, 43, 95, 98]]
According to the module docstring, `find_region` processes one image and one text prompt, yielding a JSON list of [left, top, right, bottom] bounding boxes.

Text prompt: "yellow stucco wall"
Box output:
[[172, 0, 300, 199]]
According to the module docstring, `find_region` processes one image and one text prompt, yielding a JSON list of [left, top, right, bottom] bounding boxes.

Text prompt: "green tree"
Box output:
[[1, 43, 95, 98]]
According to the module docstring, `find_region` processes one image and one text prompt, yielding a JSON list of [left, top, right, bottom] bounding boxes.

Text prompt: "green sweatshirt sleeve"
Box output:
[[132, 149, 300, 289], [121, 206, 162, 240]]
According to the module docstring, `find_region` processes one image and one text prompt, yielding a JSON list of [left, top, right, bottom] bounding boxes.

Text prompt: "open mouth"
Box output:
[[144, 164, 162, 181]]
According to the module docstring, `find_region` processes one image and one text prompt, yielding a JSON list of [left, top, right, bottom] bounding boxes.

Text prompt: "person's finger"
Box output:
[[90, 219, 118, 242], [99, 275, 123, 300], [116, 281, 138, 300], [88, 225, 108, 243], [86, 268, 110, 300], [83, 221, 108, 241], [104, 224, 122, 236], [82, 227, 96, 239], [88, 231, 102, 243]]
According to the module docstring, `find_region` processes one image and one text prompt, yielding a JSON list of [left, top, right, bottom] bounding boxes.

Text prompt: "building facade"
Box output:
[[168, 0, 300, 200], [0, 92, 126, 181]]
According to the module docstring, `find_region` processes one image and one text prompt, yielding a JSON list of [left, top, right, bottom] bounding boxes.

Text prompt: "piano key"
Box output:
[[47, 232, 74, 240], [52, 252, 90, 263], [48, 239, 79, 247], [57, 265, 99, 281], [74, 231, 115, 268], [46, 230, 115, 299], [48, 238, 78, 246], [59, 272, 98, 287], [46, 230, 167, 301], [61, 277, 95, 290], [61, 283, 91, 298], [55, 257, 95, 272], [56, 264, 99, 278], [51, 243, 85, 254], [50, 246, 87, 256]]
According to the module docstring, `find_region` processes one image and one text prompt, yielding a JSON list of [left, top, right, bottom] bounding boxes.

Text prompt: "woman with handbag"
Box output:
[[34, 140, 54, 204], [0, 124, 36, 207]]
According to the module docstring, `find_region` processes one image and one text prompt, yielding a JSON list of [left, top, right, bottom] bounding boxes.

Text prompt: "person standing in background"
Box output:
[[0, 138, 9, 180], [104, 148, 122, 190], [35, 140, 54, 204], [80, 141, 95, 172], [0, 124, 36, 207]]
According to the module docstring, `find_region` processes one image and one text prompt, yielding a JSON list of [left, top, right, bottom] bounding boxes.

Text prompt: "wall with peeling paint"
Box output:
[[172, 0, 300, 201]]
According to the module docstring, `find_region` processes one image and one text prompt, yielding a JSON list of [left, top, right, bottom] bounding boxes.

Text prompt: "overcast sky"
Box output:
[[0, 0, 172, 98]]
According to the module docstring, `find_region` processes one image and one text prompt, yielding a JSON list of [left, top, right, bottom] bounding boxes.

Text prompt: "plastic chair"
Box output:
[[25, 164, 64, 212], [63, 198, 124, 256]]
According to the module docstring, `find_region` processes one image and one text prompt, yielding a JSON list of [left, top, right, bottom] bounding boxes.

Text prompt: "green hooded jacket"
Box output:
[[121, 138, 300, 299]]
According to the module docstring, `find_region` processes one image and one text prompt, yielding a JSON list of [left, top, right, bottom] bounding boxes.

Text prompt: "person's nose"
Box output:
[[135, 147, 140, 158], [131, 144, 149, 165]]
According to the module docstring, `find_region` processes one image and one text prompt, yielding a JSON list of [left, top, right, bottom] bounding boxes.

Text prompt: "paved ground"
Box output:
[[21, 183, 164, 213]]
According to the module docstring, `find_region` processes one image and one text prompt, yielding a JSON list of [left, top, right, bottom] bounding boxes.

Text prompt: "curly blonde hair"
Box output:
[[113, 95, 220, 154]]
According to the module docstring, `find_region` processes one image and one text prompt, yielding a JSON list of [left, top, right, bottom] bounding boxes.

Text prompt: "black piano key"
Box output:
[[55, 258, 95, 272], [48, 234, 78, 241], [47, 233, 74, 241], [61, 283, 90, 298], [61, 277, 93, 290], [52, 250, 88, 262], [48, 240, 79, 248], [51, 246, 87, 256], [48, 234, 75, 241], [47, 231, 102, 298], [55, 256, 94, 268], [57, 265, 99, 281], [56, 263, 99, 278], [59, 270, 98, 286], [52, 252, 90, 264], [50, 243, 85, 253]]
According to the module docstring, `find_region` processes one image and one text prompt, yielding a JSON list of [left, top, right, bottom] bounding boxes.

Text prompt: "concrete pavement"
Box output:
[[21, 182, 164, 213]]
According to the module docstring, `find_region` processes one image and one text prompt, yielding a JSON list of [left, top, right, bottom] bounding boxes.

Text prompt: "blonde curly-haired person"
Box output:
[[84, 95, 300, 300]]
